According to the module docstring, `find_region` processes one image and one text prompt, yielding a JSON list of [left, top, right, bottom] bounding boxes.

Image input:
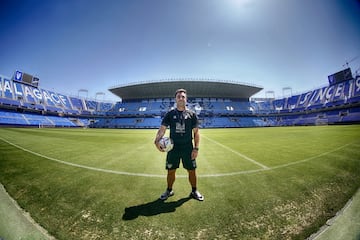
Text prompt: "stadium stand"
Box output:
[[1, 72, 360, 128]]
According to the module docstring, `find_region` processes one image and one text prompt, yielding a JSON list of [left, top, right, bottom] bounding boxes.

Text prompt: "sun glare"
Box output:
[[229, 0, 253, 8]]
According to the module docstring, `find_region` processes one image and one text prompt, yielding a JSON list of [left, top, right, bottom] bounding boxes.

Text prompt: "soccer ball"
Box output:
[[159, 137, 174, 152]]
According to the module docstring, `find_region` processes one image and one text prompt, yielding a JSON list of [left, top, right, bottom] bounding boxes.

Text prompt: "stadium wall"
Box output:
[[1, 74, 360, 128]]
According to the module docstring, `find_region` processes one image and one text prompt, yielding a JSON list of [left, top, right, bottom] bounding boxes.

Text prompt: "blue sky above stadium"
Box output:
[[0, 0, 360, 101]]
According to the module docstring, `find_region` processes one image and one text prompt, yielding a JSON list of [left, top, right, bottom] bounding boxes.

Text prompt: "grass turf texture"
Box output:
[[0, 126, 359, 239]]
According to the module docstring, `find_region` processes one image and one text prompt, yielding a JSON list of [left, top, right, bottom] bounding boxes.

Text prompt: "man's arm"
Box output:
[[191, 127, 200, 159], [154, 125, 167, 152]]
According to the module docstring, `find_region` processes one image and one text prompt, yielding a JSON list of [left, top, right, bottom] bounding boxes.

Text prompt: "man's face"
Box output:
[[175, 92, 187, 108]]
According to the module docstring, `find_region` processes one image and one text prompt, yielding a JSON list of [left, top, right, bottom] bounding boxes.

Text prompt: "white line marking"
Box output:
[[202, 135, 269, 169], [0, 137, 352, 178], [0, 137, 165, 178], [200, 143, 352, 177], [271, 143, 352, 170]]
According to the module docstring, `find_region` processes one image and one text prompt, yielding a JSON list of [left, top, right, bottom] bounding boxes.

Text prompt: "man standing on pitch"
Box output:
[[154, 88, 204, 201]]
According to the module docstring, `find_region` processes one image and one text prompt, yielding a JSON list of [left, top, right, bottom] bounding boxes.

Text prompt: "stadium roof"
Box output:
[[109, 79, 263, 100]]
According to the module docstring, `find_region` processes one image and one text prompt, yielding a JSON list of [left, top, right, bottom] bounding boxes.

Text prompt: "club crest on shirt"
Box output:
[[175, 122, 185, 133]]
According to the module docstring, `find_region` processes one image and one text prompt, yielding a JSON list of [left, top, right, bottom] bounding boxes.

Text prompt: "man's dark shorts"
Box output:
[[166, 144, 197, 170]]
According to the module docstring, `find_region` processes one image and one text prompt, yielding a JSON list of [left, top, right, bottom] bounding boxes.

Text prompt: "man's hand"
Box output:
[[154, 140, 165, 152], [191, 148, 198, 160], [154, 125, 167, 152]]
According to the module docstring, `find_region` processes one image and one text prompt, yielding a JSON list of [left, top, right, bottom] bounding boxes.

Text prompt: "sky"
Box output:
[[1, 0, 360, 101]]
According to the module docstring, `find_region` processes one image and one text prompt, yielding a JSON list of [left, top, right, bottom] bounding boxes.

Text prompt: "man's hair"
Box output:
[[175, 88, 187, 97]]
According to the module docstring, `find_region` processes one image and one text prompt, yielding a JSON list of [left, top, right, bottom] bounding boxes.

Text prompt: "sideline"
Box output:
[[1, 184, 359, 240], [0, 184, 54, 240], [308, 188, 360, 240]]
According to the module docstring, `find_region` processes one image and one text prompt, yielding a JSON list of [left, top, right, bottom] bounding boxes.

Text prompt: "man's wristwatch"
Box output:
[[193, 147, 199, 151]]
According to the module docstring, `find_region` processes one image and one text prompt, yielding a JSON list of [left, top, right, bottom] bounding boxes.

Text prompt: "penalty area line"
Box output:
[[199, 143, 353, 177], [202, 135, 269, 169], [0, 137, 353, 178], [0, 136, 165, 178]]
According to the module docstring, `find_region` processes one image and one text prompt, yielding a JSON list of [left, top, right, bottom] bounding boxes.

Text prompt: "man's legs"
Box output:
[[188, 169, 196, 188], [188, 169, 204, 201], [160, 169, 176, 200], [167, 169, 176, 189]]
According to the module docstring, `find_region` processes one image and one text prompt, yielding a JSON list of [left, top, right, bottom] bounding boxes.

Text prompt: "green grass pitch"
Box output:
[[0, 125, 359, 239]]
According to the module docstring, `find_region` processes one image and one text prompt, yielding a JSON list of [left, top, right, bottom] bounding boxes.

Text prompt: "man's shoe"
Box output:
[[190, 190, 204, 201], [159, 189, 174, 200]]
